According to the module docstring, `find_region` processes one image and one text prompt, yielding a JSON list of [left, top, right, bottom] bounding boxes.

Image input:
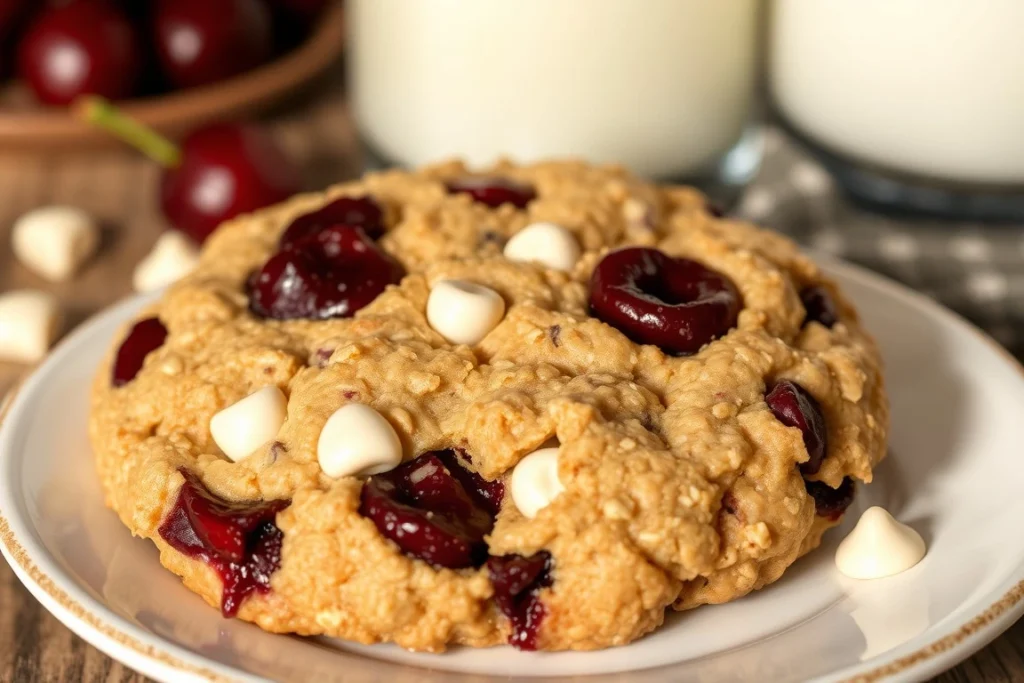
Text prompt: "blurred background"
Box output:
[[0, 0, 1021, 680]]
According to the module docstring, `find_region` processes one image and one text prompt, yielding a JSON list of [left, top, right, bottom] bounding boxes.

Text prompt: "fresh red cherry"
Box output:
[[446, 177, 536, 209], [161, 123, 302, 244], [358, 451, 500, 569], [804, 477, 855, 520], [112, 317, 167, 387], [17, 0, 141, 105], [152, 0, 272, 90], [159, 468, 290, 617], [766, 380, 827, 475], [280, 195, 385, 247], [248, 225, 403, 320], [801, 285, 839, 328], [589, 247, 742, 356], [487, 552, 552, 651]]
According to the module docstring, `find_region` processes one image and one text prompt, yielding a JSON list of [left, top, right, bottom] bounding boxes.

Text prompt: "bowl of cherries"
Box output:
[[0, 0, 343, 148]]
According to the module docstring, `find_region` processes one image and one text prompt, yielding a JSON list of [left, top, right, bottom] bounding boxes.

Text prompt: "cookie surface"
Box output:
[[89, 160, 887, 652]]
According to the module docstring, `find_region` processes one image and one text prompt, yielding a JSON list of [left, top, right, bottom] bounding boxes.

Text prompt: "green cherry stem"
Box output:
[[76, 96, 182, 168]]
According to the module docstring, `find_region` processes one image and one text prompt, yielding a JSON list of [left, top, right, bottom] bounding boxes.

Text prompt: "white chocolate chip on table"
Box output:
[[317, 403, 404, 478], [835, 506, 926, 580], [426, 279, 506, 345], [503, 222, 581, 272], [510, 447, 565, 518], [133, 231, 200, 293], [0, 290, 62, 363], [12, 205, 99, 282], [210, 386, 288, 463]]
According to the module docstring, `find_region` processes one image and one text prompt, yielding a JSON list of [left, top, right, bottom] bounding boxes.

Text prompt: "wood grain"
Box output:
[[0, 79, 1017, 683]]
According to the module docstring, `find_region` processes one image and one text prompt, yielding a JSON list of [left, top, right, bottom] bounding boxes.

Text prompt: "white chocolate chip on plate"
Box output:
[[0, 290, 62, 363], [317, 403, 403, 478], [133, 231, 200, 293], [426, 279, 506, 345], [12, 206, 99, 282], [503, 222, 581, 272], [510, 447, 565, 518], [210, 386, 288, 463], [835, 506, 926, 580]]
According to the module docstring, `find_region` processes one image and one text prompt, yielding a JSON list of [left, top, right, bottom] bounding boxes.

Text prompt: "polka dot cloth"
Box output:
[[738, 127, 1024, 359]]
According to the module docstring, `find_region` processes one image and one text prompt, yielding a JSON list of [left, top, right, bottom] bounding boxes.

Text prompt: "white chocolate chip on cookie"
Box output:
[[426, 280, 506, 345], [210, 386, 288, 462], [317, 403, 403, 478], [133, 232, 200, 292], [12, 205, 99, 282], [503, 222, 581, 272], [510, 447, 565, 518], [0, 290, 62, 363]]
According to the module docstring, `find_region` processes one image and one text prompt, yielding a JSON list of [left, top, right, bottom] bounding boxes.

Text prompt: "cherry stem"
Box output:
[[76, 96, 182, 168]]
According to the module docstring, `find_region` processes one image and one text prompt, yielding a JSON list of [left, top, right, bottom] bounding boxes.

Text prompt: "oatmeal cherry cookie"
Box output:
[[89, 160, 887, 652]]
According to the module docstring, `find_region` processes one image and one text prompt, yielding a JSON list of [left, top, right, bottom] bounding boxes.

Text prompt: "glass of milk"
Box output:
[[769, 0, 1024, 220], [348, 0, 763, 197]]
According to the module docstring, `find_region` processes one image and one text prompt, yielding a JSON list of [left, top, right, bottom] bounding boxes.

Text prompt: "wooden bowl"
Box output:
[[0, 1, 345, 149]]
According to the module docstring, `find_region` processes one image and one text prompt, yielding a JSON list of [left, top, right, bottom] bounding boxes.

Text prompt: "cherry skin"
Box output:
[[589, 247, 742, 356], [765, 380, 827, 475], [446, 177, 536, 209], [801, 285, 839, 328], [280, 195, 385, 247], [266, 0, 329, 23], [160, 123, 302, 244], [112, 317, 168, 387], [0, 0, 28, 39], [487, 552, 552, 650], [152, 0, 272, 90], [248, 225, 403, 320], [805, 477, 855, 520], [17, 0, 142, 106]]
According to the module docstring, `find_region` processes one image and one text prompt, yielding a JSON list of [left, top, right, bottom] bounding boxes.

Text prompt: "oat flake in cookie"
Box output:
[[89, 160, 888, 652]]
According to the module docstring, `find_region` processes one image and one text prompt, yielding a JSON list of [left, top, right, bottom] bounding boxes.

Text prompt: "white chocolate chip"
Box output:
[[426, 279, 506, 345], [509, 447, 565, 518], [835, 507, 926, 580], [0, 290, 62, 363], [133, 231, 200, 292], [317, 403, 403, 478], [503, 222, 581, 272], [12, 206, 99, 282], [210, 386, 288, 463]]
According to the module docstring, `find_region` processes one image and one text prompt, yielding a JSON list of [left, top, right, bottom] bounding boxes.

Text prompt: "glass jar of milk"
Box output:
[[348, 0, 763, 195], [770, 0, 1024, 221]]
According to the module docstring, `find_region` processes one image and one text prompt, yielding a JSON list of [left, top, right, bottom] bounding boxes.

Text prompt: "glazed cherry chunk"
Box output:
[[248, 225, 403, 320], [765, 380, 827, 475], [446, 177, 536, 209], [279, 195, 385, 246], [358, 451, 503, 569], [158, 468, 290, 618], [801, 285, 839, 328], [487, 551, 553, 651], [589, 247, 742, 356], [805, 477, 855, 520], [112, 317, 168, 387]]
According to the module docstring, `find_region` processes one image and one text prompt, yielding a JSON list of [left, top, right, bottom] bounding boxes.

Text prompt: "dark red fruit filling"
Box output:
[[487, 551, 553, 651], [279, 195, 385, 246], [801, 286, 839, 328], [158, 468, 290, 618], [436, 449, 505, 516], [589, 247, 742, 356], [358, 451, 502, 569], [248, 225, 403, 320], [446, 177, 536, 209], [805, 477, 855, 520], [765, 380, 827, 475], [112, 317, 168, 387]]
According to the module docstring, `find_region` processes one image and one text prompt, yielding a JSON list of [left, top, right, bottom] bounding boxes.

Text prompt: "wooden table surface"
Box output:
[[0, 80, 1020, 683]]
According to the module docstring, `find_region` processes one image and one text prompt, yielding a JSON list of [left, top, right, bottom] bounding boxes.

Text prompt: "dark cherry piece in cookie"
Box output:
[[112, 317, 168, 387], [280, 195, 385, 246], [446, 177, 536, 209], [248, 225, 403, 320], [766, 380, 827, 475], [158, 468, 290, 617], [801, 285, 839, 328], [589, 247, 741, 356], [487, 551, 553, 651], [358, 451, 502, 569], [805, 477, 855, 520]]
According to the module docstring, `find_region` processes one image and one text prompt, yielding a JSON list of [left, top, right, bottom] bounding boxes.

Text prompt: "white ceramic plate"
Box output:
[[2, 257, 1024, 683]]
